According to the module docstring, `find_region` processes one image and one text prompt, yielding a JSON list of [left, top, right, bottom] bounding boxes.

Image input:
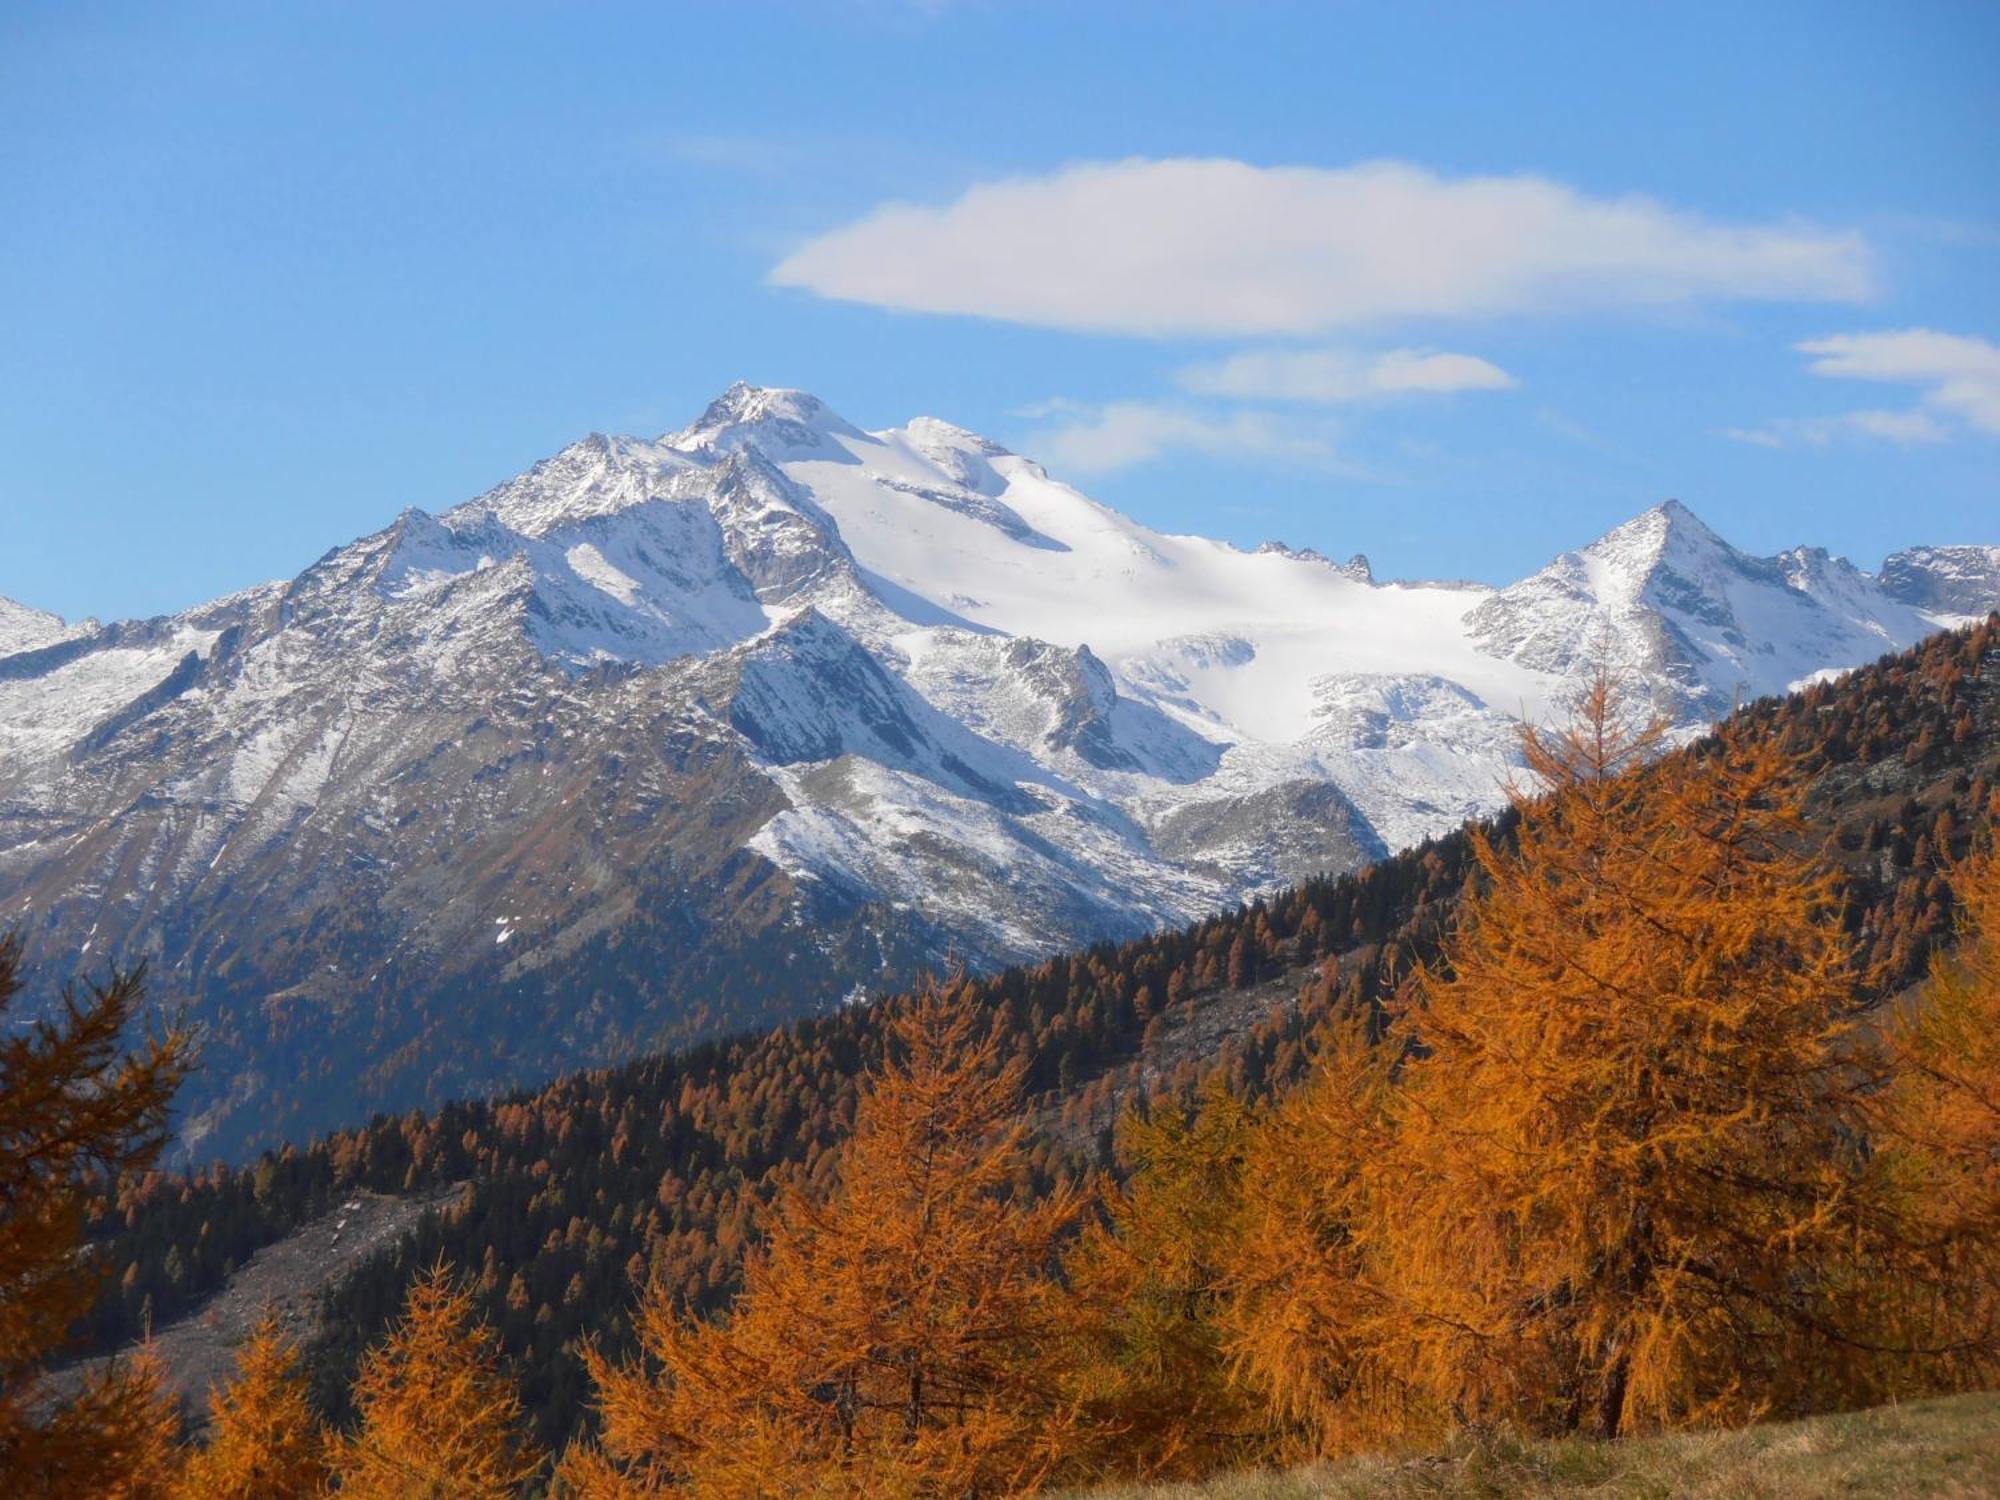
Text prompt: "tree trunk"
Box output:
[[1596, 1348, 1631, 1439]]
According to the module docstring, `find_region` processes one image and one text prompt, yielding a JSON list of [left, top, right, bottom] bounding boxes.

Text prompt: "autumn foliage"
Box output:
[[1067, 671, 1998, 1484], [173, 1312, 328, 1499], [21, 625, 2000, 1495], [0, 926, 547, 1500], [1372, 684, 1899, 1435], [1868, 844, 2000, 1391], [564, 981, 1089, 1496], [1063, 1076, 1277, 1479], [0, 942, 193, 1496], [328, 1263, 545, 1497], [1218, 1006, 1404, 1457]]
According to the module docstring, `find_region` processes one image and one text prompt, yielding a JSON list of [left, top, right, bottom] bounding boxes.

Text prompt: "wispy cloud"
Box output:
[[1021, 399, 1337, 475], [1178, 346, 1516, 403], [771, 158, 1873, 336], [1797, 328, 2000, 435], [1725, 327, 2000, 449], [1722, 409, 1949, 449], [646, 132, 799, 177]]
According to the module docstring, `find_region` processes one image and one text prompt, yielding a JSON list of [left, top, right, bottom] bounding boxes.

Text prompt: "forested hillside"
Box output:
[[80, 619, 2000, 1454], [7, 376, 1990, 1169]]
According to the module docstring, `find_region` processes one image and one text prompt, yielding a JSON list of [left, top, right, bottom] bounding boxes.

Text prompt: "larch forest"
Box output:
[[6, 620, 1998, 1496]]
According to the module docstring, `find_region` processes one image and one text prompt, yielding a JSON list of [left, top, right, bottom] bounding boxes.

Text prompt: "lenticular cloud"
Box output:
[[771, 158, 1873, 337]]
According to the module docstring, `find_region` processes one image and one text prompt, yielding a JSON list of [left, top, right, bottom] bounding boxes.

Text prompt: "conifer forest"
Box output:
[[8, 620, 1997, 1495]]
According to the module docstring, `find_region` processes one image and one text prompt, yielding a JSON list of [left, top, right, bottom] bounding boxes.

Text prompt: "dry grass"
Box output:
[[1078, 1392, 2000, 1499]]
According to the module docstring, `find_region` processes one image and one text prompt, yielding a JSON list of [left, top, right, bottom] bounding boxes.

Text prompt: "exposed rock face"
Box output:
[[1463, 501, 1946, 719], [1150, 780, 1384, 891], [1, 389, 1990, 1159], [1878, 545, 2000, 617]]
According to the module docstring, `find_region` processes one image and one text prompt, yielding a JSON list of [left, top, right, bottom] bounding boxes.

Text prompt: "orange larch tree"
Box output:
[[328, 1263, 544, 1498], [564, 979, 1088, 1497], [91, 1347, 187, 1500], [1220, 1005, 1417, 1459], [0, 937, 195, 1497], [1063, 1076, 1276, 1481], [1371, 679, 1889, 1439], [174, 1310, 329, 1499], [1870, 842, 2000, 1390]]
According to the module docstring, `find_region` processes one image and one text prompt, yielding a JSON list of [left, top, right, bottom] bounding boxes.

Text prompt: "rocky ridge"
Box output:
[[1, 383, 1992, 1158]]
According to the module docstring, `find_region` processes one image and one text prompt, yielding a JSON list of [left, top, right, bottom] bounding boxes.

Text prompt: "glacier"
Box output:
[[2, 380, 1993, 1158]]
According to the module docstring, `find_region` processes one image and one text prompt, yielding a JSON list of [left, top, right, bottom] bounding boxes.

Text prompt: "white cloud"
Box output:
[[649, 132, 796, 175], [1796, 328, 2000, 434], [1023, 400, 1335, 474], [1841, 409, 1953, 443], [1179, 346, 1517, 403], [1721, 426, 1789, 449], [1721, 409, 1949, 449], [770, 158, 1873, 336], [1726, 327, 2000, 449]]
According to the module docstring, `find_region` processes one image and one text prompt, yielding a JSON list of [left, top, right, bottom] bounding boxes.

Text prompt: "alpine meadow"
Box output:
[[4, 5, 1998, 1497]]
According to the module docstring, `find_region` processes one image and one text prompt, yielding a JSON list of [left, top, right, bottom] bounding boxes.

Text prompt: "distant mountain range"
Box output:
[[3, 383, 1994, 1158]]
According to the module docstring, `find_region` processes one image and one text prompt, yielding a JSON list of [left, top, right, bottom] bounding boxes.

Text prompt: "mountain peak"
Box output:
[[697, 381, 827, 428], [447, 431, 695, 537], [900, 414, 1008, 455], [1579, 498, 1738, 588], [1634, 497, 1723, 545], [667, 382, 864, 457], [0, 596, 79, 657]]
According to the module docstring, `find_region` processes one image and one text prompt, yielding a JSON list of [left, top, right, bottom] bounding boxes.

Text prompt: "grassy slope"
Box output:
[[1081, 1393, 2000, 1500]]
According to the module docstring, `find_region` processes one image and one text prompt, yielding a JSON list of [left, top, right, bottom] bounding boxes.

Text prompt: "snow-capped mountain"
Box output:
[[0, 596, 84, 657], [2, 383, 1991, 1158]]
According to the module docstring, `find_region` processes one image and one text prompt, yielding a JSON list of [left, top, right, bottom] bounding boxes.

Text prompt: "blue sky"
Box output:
[[2, 0, 1995, 623]]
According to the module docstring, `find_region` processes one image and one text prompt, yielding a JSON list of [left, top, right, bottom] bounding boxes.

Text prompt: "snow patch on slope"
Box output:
[[0, 598, 84, 658], [1, 383, 1992, 1056]]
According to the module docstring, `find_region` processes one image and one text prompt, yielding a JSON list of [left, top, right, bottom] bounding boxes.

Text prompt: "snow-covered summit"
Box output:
[[1463, 498, 1942, 715], [667, 381, 868, 459], [446, 432, 700, 537], [1598, 498, 1731, 585], [1, 383, 1992, 1158], [0, 596, 80, 657]]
